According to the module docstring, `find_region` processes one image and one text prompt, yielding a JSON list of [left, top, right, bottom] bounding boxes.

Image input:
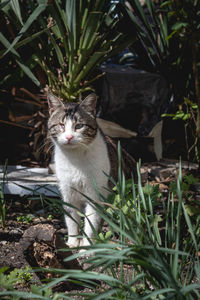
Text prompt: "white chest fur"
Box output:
[[54, 130, 110, 200]]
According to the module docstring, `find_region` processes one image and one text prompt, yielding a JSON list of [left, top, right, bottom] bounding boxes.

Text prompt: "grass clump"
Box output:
[[0, 157, 199, 299], [63, 161, 200, 299]]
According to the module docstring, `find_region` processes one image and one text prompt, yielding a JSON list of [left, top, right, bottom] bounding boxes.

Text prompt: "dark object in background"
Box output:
[[0, 91, 32, 165], [119, 136, 156, 162], [162, 117, 187, 160], [95, 66, 171, 135], [94, 65, 172, 162]]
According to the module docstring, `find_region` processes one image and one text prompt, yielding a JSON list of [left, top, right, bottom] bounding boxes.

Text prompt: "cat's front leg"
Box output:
[[63, 202, 81, 248], [80, 202, 101, 247]]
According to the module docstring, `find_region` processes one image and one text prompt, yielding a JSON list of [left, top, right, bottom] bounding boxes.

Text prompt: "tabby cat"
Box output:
[[47, 93, 136, 248]]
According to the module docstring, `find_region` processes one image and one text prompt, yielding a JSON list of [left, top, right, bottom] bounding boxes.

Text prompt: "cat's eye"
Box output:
[[59, 123, 65, 130], [75, 123, 84, 130]]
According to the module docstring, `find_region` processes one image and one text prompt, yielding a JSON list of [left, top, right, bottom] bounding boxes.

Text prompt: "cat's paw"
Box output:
[[79, 238, 92, 248], [66, 238, 80, 248], [78, 238, 94, 254]]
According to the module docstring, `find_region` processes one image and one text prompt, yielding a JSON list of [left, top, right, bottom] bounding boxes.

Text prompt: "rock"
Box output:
[[0, 241, 7, 245], [159, 168, 177, 181], [0, 221, 83, 291], [10, 228, 24, 235], [0, 165, 58, 196], [20, 223, 82, 290]]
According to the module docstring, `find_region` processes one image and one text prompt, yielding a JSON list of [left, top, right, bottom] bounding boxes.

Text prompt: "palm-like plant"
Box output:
[[0, 0, 135, 164], [0, 0, 134, 101]]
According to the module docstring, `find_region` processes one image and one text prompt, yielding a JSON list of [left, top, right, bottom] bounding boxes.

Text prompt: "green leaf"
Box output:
[[0, 33, 41, 87], [0, 290, 51, 299], [9, 0, 23, 25], [143, 288, 175, 299], [162, 113, 176, 118], [3, 0, 48, 56], [182, 113, 191, 120], [172, 22, 189, 31], [0, 0, 11, 10], [182, 203, 198, 251]]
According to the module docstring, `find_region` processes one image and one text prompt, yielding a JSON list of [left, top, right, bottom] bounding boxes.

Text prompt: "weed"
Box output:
[[0, 266, 33, 290], [170, 173, 200, 217], [0, 267, 63, 299], [170, 173, 198, 196], [47, 214, 54, 221], [16, 214, 34, 224], [61, 160, 200, 299], [0, 154, 199, 299]]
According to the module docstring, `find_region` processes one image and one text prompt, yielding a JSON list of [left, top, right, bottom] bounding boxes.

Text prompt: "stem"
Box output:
[[192, 33, 200, 167], [184, 123, 189, 161]]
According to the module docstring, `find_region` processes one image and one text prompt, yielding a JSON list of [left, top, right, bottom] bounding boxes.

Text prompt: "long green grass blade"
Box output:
[[180, 283, 200, 295], [143, 288, 175, 299], [0, 0, 10, 9], [90, 288, 122, 300], [172, 163, 182, 279], [9, 0, 23, 25], [65, 0, 77, 50], [182, 203, 198, 252], [0, 291, 51, 299]]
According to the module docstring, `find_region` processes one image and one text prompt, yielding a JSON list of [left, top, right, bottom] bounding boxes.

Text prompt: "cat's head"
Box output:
[[47, 93, 98, 149]]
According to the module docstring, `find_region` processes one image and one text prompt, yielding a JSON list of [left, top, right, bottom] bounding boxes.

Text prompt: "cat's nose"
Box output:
[[65, 135, 73, 143]]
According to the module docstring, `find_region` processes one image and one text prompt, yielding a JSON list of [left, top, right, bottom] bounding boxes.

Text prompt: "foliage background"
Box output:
[[0, 0, 200, 298], [0, 0, 200, 164]]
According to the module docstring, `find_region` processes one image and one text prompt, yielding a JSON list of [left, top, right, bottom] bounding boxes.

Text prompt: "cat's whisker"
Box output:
[[79, 142, 90, 151], [46, 144, 54, 155], [38, 139, 51, 152]]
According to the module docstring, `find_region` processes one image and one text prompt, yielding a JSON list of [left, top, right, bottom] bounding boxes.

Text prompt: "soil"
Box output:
[[0, 159, 200, 297]]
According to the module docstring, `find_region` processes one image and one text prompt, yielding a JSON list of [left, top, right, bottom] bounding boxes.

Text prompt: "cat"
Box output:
[[47, 92, 136, 248]]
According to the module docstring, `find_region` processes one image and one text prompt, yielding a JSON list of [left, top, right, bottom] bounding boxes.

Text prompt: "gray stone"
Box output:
[[0, 165, 59, 196]]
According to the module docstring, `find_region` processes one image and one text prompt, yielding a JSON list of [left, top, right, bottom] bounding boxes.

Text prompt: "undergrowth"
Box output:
[[0, 157, 199, 299]]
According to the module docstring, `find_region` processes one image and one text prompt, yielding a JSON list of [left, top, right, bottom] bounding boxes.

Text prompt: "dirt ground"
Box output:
[[0, 159, 200, 296]]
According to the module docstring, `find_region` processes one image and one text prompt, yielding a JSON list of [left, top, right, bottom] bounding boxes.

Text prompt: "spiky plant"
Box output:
[[0, 0, 134, 164], [26, 145, 199, 299], [0, 147, 199, 298], [0, 0, 134, 101]]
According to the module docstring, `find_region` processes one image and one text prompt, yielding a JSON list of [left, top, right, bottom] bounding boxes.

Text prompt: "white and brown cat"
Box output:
[[47, 93, 136, 248]]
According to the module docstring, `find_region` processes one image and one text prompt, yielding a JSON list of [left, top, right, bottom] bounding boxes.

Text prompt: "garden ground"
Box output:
[[0, 159, 199, 297]]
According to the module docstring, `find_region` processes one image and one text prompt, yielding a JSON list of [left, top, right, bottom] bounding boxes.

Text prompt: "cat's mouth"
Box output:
[[61, 140, 79, 148], [57, 136, 83, 148]]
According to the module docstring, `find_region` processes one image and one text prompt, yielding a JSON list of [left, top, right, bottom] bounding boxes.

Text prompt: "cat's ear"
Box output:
[[47, 92, 64, 115], [80, 93, 97, 117]]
